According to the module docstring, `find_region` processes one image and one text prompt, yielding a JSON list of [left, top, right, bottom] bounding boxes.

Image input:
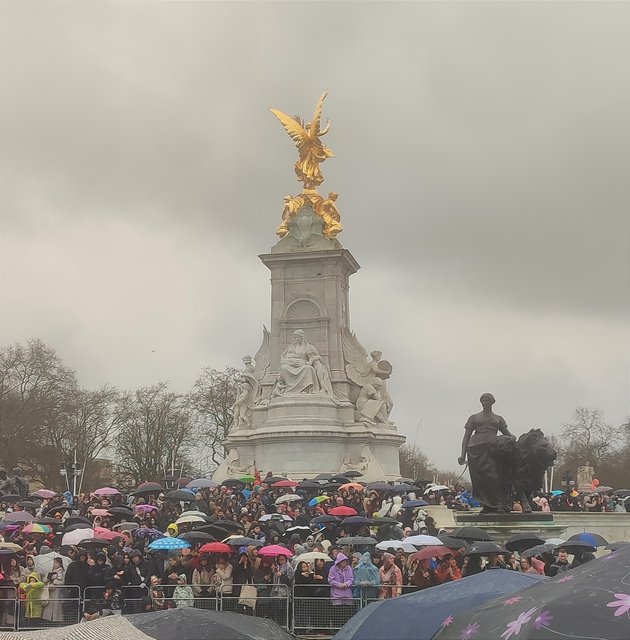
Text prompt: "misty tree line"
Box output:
[[0, 339, 238, 490]]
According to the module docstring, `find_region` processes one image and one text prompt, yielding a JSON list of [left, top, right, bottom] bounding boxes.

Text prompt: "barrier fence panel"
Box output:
[[16, 585, 81, 632], [0, 586, 17, 631], [362, 583, 418, 606], [151, 583, 217, 612], [292, 585, 361, 633], [219, 584, 290, 630], [119, 585, 150, 615]]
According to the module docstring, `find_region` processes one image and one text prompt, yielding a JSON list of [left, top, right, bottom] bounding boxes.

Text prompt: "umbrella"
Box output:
[[91, 508, 111, 517], [16, 500, 39, 509], [178, 531, 215, 543], [222, 479, 245, 487], [342, 516, 374, 527], [339, 482, 365, 491], [109, 506, 135, 517], [330, 506, 357, 516], [566, 532, 609, 547], [521, 543, 557, 558], [311, 514, 341, 525], [438, 536, 471, 550], [299, 480, 324, 489], [273, 479, 298, 488], [2, 511, 35, 524], [388, 483, 413, 494], [64, 516, 92, 528], [46, 505, 74, 516], [213, 520, 245, 532], [92, 487, 120, 496], [308, 496, 330, 506], [605, 541, 630, 551], [149, 537, 192, 551], [551, 489, 565, 496], [180, 510, 210, 521], [343, 471, 364, 478], [559, 540, 597, 554], [453, 526, 493, 542], [62, 527, 95, 546], [285, 525, 313, 536], [198, 542, 233, 554], [194, 524, 232, 539], [376, 540, 417, 553], [113, 521, 139, 532], [259, 544, 293, 557], [593, 485, 614, 494], [21, 523, 52, 534], [131, 481, 164, 494], [329, 475, 352, 483], [64, 522, 93, 533], [293, 551, 332, 563], [371, 516, 399, 526], [165, 489, 196, 502], [33, 550, 72, 575], [79, 537, 113, 548], [135, 504, 158, 513], [435, 546, 630, 640], [312, 473, 334, 481], [614, 489, 630, 498], [336, 536, 377, 546], [545, 537, 565, 546], [0, 494, 21, 503], [275, 494, 302, 504], [94, 526, 123, 541], [334, 569, 545, 640], [35, 517, 60, 526], [411, 546, 452, 562], [505, 534, 546, 553], [405, 534, 444, 547], [401, 499, 430, 509], [259, 514, 293, 522], [424, 484, 450, 493], [240, 475, 256, 483], [30, 489, 56, 499], [396, 477, 415, 484], [0, 542, 23, 552], [186, 478, 219, 489], [223, 535, 264, 547], [175, 514, 206, 525], [465, 541, 508, 556], [366, 482, 391, 491], [133, 527, 165, 541]]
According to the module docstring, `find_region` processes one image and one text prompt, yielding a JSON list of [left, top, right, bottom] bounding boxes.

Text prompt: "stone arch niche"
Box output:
[[281, 297, 330, 365]]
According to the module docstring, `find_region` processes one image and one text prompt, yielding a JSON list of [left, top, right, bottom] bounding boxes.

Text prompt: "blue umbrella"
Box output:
[[551, 490, 564, 496], [333, 570, 545, 640], [566, 532, 608, 547], [148, 537, 192, 551], [401, 499, 429, 509]]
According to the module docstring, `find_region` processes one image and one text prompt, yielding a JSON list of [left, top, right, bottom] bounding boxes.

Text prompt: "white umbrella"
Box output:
[[545, 537, 565, 545], [376, 540, 417, 553], [423, 485, 450, 494], [275, 494, 302, 505], [34, 551, 71, 575], [259, 514, 293, 522], [62, 527, 95, 546], [404, 534, 443, 547], [175, 515, 205, 525], [292, 551, 331, 563]]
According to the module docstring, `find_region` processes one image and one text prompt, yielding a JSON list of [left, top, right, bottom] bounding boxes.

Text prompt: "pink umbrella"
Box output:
[[94, 527, 123, 541], [135, 504, 157, 513], [92, 487, 120, 496], [31, 489, 56, 499], [91, 509, 111, 517], [258, 544, 293, 558], [2, 512, 35, 524]]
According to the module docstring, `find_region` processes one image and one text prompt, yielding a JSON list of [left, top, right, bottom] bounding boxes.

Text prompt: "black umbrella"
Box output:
[[329, 475, 351, 483], [453, 526, 493, 542], [78, 537, 112, 547], [342, 516, 374, 527], [221, 479, 245, 488], [388, 483, 413, 493], [342, 471, 364, 478], [35, 517, 60, 526], [264, 476, 289, 484], [63, 522, 93, 533], [521, 543, 557, 558], [372, 516, 399, 526], [178, 531, 215, 543], [16, 500, 39, 509], [312, 473, 333, 481], [223, 536, 264, 547], [366, 482, 391, 491], [438, 536, 471, 550], [131, 481, 164, 495], [45, 505, 74, 516], [311, 514, 341, 525], [605, 541, 630, 551], [125, 606, 294, 640], [63, 516, 92, 528], [213, 520, 245, 532], [505, 533, 546, 553], [336, 536, 377, 546], [437, 545, 630, 640], [0, 494, 21, 503], [285, 525, 313, 538], [614, 489, 630, 497], [193, 524, 232, 539], [464, 541, 508, 556], [164, 489, 196, 502], [297, 480, 323, 489]]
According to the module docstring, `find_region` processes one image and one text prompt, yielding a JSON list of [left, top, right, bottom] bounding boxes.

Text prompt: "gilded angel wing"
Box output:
[[253, 325, 271, 383], [341, 327, 372, 386], [269, 108, 310, 150], [309, 91, 328, 137]]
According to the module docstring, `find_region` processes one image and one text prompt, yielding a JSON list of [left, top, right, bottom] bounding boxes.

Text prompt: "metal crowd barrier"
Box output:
[[16, 585, 81, 631], [0, 586, 17, 631], [148, 583, 218, 612], [218, 583, 290, 630], [292, 584, 362, 633]]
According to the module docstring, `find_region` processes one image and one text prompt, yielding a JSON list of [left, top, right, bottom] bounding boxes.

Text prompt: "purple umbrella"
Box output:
[[2, 511, 36, 524], [132, 527, 164, 541]]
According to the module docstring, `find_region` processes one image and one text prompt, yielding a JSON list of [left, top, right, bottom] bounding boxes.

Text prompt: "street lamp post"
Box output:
[[59, 449, 82, 497]]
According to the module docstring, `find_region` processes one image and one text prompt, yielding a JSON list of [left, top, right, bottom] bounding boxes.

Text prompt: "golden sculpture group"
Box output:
[[269, 92, 342, 239]]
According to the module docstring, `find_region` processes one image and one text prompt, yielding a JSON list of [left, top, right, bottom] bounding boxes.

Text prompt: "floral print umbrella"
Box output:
[[433, 545, 630, 640]]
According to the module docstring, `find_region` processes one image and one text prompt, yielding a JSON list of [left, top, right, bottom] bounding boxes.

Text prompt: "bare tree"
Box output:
[[113, 383, 192, 485], [188, 367, 239, 469], [398, 444, 436, 481]]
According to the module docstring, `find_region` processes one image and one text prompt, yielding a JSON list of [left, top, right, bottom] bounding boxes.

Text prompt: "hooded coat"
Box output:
[[19, 572, 45, 619], [327, 553, 354, 604]]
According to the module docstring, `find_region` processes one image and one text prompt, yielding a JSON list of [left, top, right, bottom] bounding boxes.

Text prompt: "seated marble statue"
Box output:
[[273, 329, 336, 401], [356, 378, 390, 425]]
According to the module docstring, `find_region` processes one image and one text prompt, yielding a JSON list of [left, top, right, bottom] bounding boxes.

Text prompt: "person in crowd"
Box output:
[[19, 573, 45, 625], [149, 575, 168, 610], [172, 574, 194, 608], [436, 555, 462, 583], [353, 552, 380, 600], [64, 549, 89, 598], [379, 552, 403, 599], [548, 548, 570, 576], [42, 557, 65, 624]]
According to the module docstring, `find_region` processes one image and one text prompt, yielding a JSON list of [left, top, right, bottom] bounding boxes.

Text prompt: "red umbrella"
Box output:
[[411, 546, 453, 562], [329, 506, 358, 517], [273, 479, 298, 487], [198, 542, 234, 554], [258, 544, 293, 557]]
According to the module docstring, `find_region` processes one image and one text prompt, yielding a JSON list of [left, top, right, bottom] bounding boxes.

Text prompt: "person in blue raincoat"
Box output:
[[353, 552, 380, 601]]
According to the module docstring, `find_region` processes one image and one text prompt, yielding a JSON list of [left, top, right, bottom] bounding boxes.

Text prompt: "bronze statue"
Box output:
[[458, 393, 515, 513]]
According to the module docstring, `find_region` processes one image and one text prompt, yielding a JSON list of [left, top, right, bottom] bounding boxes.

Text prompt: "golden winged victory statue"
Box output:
[[269, 92, 342, 239]]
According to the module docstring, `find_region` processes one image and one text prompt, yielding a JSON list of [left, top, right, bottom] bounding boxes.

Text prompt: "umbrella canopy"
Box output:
[[36, 517, 61, 526], [2, 511, 35, 524], [273, 479, 298, 488], [240, 475, 256, 483], [62, 527, 95, 546], [311, 514, 341, 525], [342, 516, 374, 527], [79, 537, 113, 548], [505, 534, 546, 553], [30, 489, 56, 499], [94, 526, 123, 541], [165, 489, 196, 502], [109, 506, 135, 517], [299, 480, 324, 490], [308, 495, 330, 506], [388, 483, 413, 494], [336, 537, 377, 546], [592, 485, 614, 494], [148, 537, 191, 551], [22, 523, 52, 535], [294, 551, 332, 563], [0, 542, 23, 552], [175, 514, 206, 525], [186, 478, 219, 489], [333, 569, 545, 640], [566, 532, 609, 547], [339, 482, 365, 491], [312, 473, 334, 481], [366, 481, 392, 491], [178, 531, 215, 543], [135, 504, 158, 513], [376, 540, 417, 553], [199, 542, 234, 554], [411, 546, 452, 562], [438, 536, 471, 550], [275, 494, 302, 505], [435, 546, 630, 640], [222, 536, 263, 547], [405, 534, 444, 547], [193, 524, 232, 539], [113, 521, 139, 532], [342, 471, 364, 478], [133, 527, 165, 541], [64, 516, 92, 528], [259, 514, 293, 522], [132, 482, 164, 494], [0, 494, 21, 503], [259, 544, 293, 557], [558, 540, 597, 554], [605, 541, 630, 551], [521, 543, 557, 558], [401, 499, 429, 509], [453, 526, 493, 542], [329, 506, 358, 516], [16, 500, 39, 509], [212, 520, 245, 532], [614, 489, 630, 498], [465, 541, 508, 556], [424, 484, 450, 493], [285, 525, 313, 536], [222, 479, 245, 488], [179, 510, 210, 521], [92, 487, 120, 496], [371, 516, 399, 526], [63, 522, 92, 534], [33, 550, 72, 575], [329, 475, 352, 483]]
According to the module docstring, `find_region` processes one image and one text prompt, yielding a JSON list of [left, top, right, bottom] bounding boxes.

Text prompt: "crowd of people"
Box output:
[[0, 469, 627, 632]]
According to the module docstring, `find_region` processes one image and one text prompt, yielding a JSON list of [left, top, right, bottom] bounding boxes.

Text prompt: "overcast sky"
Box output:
[[1, 2, 629, 469]]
